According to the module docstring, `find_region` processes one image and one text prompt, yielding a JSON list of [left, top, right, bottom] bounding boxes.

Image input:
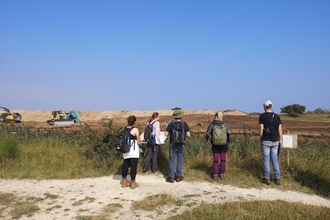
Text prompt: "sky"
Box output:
[[1, 0, 329, 113]]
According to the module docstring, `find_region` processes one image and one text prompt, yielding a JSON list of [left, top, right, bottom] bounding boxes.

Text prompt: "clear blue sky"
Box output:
[[1, 0, 329, 113]]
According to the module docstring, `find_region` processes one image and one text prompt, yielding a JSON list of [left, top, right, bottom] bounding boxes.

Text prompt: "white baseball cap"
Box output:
[[263, 100, 273, 107]]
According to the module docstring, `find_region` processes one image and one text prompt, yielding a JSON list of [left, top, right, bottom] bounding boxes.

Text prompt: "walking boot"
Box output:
[[130, 181, 139, 189], [121, 179, 130, 188], [220, 173, 226, 180], [261, 178, 271, 185], [175, 176, 184, 182], [166, 177, 174, 183], [275, 178, 281, 186], [212, 174, 219, 181]]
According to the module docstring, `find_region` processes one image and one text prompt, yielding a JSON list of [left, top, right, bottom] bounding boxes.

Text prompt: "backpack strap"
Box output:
[[149, 121, 156, 127], [128, 126, 136, 150]]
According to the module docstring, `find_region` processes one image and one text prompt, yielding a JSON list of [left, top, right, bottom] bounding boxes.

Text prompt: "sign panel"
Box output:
[[282, 134, 298, 149]]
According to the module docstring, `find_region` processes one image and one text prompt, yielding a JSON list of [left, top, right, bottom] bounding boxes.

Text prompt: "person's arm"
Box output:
[[133, 128, 142, 146], [155, 122, 161, 145], [165, 122, 170, 138], [278, 124, 283, 144], [205, 123, 213, 142], [259, 124, 264, 140], [225, 124, 230, 143], [185, 122, 191, 138]]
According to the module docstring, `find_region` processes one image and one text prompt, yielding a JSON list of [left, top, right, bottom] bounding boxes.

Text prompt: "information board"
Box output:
[[282, 134, 298, 149]]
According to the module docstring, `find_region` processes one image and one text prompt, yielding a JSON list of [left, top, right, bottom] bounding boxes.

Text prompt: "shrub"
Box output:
[[307, 108, 330, 114], [81, 120, 120, 168], [0, 137, 20, 161], [281, 104, 306, 117]]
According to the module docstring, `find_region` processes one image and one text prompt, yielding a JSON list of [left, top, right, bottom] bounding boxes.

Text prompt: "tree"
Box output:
[[280, 104, 306, 117]]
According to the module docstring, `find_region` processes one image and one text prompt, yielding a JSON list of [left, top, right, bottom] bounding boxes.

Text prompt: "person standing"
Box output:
[[206, 111, 230, 181], [165, 109, 190, 183], [259, 100, 282, 186], [121, 115, 143, 189], [143, 112, 161, 173]]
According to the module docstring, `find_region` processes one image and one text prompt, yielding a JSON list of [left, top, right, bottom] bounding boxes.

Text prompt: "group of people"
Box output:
[[120, 101, 282, 189]]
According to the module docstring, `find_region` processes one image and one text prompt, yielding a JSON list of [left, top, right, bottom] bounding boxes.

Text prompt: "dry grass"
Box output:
[[132, 193, 176, 211], [167, 200, 330, 220], [0, 192, 40, 219]]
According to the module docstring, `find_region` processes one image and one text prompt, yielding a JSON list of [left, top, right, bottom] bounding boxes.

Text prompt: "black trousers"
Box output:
[[122, 158, 139, 181], [143, 142, 160, 172]]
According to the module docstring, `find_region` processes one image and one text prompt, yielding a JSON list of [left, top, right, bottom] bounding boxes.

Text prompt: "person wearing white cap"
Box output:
[[259, 100, 282, 186]]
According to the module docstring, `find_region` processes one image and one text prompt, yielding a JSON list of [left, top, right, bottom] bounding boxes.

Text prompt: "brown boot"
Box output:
[[220, 173, 226, 180], [212, 174, 219, 181], [121, 179, 130, 188], [130, 181, 139, 189], [275, 178, 281, 186], [261, 178, 271, 185]]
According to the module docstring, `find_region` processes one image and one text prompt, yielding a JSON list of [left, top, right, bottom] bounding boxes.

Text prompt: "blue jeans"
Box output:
[[260, 140, 281, 179], [169, 145, 184, 178]]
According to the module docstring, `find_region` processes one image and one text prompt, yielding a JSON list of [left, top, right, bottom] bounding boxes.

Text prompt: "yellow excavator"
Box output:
[[47, 110, 81, 126], [0, 106, 22, 123]]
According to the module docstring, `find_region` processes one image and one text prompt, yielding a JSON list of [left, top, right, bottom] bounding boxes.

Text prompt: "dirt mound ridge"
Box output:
[[11, 109, 248, 122]]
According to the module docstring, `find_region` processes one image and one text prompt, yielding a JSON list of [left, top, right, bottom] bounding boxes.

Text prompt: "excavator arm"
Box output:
[[0, 106, 10, 113]]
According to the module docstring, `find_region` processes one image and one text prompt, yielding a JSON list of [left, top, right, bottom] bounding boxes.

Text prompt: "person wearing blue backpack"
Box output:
[[205, 111, 230, 181]]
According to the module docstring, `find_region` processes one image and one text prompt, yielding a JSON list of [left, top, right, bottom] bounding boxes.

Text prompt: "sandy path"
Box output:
[[1, 174, 329, 220]]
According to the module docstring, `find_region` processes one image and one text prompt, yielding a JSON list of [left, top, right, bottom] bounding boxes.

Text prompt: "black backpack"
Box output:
[[116, 127, 135, 153], [143, 121, 156, 143], [170, 120, 185, 145]]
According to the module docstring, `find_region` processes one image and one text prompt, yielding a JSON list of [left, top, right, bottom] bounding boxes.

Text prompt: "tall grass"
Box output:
[[0, 122, 329, 198]]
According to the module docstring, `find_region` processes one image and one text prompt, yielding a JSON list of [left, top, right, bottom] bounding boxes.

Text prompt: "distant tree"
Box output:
[[307, 108, 330, 114], [280, 104, 306, 117]]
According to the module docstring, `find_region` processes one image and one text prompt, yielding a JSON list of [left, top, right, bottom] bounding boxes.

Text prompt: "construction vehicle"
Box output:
[[47, 110, 81, 126], [0, 106, 22, 123]]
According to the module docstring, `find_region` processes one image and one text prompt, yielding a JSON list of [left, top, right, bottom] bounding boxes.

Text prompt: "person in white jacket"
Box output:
[[143, 112, 161, 173]]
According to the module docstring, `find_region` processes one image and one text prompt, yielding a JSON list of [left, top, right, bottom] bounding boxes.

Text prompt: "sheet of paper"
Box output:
[[283, 135, 293, 148], [140, 131, 167, 145]]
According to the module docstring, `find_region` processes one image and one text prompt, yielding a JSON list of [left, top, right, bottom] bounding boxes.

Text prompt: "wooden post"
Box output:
[[286, 130, 290, 167], [286, 148, 290, 167]]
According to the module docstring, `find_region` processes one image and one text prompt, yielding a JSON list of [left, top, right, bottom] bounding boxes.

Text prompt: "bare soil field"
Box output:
[[10, 109, 330, 139]]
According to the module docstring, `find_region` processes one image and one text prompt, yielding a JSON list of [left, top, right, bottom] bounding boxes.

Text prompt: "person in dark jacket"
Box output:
[[165, 109, 190, 183], [206, 111, 230, 181]]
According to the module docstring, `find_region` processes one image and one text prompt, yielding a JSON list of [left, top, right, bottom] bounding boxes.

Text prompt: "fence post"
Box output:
[[286, 130, 290, 167]]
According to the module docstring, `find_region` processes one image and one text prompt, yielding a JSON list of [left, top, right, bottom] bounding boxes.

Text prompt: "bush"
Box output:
[[0, 137, 20, 161], [307, 108, 330, 114], [280, 104, 306, 117]]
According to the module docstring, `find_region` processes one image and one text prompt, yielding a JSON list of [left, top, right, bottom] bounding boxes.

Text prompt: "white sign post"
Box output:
[[281, 133, 298, 166]]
